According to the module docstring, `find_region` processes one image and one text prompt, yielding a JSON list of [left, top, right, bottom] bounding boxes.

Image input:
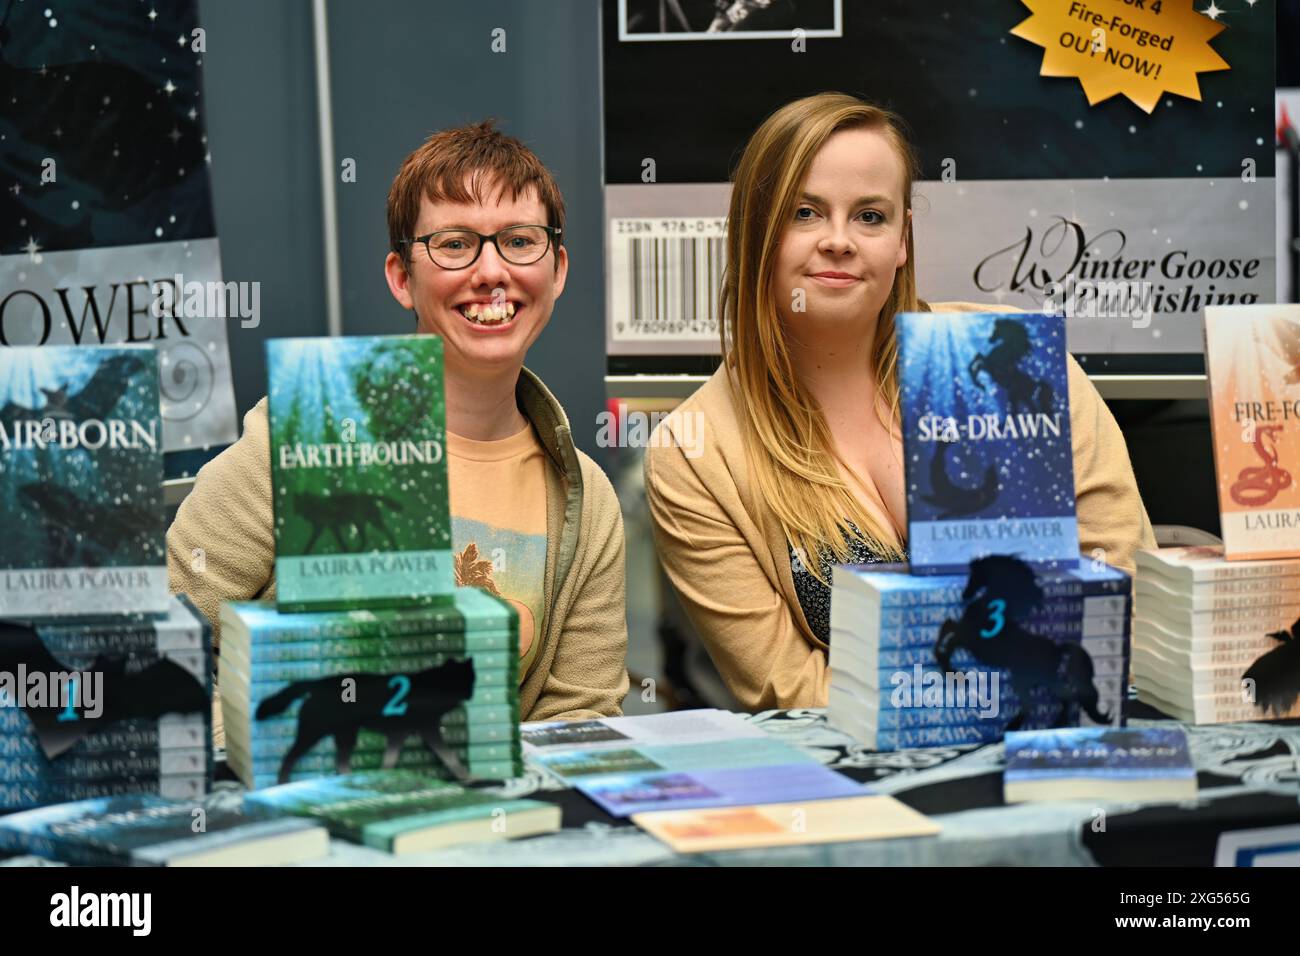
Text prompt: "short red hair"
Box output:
[[386, 119, 566, 264]]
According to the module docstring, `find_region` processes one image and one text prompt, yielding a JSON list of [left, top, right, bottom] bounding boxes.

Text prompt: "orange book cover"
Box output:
[[1204, 305, 1300, 560]]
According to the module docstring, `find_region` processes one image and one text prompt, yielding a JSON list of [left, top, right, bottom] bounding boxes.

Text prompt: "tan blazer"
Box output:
[[643, 302, 1156, 711]]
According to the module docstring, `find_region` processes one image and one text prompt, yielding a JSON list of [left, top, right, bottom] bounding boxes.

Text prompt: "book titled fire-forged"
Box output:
[[1204, 304, 1300, 560], [267, 335, 454, 611], [0, 345, 166, 616], [898, 312, 1078, 575]]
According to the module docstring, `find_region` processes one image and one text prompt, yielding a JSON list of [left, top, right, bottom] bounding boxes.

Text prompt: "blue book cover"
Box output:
[[576, 763, 867, 818], [266, 335, 454, 612], [0, 345, 166, 616], [897, 312, 1078, 574], [1004, 727, 1197, 802]]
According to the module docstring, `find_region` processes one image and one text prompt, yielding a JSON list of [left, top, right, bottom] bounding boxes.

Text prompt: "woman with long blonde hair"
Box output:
[[643, 92, 1155, 711]]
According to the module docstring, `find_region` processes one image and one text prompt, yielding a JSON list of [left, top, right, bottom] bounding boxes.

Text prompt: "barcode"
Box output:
[[627, 236, 724, 335]]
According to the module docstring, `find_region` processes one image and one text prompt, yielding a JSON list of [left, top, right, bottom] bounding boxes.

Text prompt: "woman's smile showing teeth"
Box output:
[[458, 301, 517, 326]]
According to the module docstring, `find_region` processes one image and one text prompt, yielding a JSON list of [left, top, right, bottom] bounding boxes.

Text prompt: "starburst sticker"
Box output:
[[1010, 0, 1230, 113]]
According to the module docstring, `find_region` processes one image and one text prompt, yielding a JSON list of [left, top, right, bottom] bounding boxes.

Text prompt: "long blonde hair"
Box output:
[[720, 92, 924, 585]]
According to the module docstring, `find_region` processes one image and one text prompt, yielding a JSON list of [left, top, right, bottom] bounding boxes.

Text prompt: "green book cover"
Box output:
[[267, 335, 453, 611], [244, 771, 548, 851]]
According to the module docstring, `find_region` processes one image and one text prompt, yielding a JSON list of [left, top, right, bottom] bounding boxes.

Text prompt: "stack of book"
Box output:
[[1, 597, 213, 811], [827, 558, 1131, 750], [1132, 546, 1300, 723], [0, 346, 213, 810], [219, 333, 522, 789], [219, 587, 522, 789]]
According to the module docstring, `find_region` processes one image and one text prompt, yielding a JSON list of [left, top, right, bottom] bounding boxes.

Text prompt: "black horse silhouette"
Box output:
[[0, 620, 209, 760], [933, 555, 1109, 729], [968, 319, 1055, 415], [293, 490, 403, 554], [19, 484, 160, 566], [921, 441, 1000, 518], [1242, 617, 1300, 717], [254, 658, 476, 784]]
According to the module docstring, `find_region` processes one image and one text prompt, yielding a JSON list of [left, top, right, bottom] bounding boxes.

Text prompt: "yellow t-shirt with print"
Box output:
[[446, 423, 547, 682]]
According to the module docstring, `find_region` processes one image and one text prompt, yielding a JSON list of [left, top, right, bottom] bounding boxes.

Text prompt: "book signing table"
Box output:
[[206, 705, 1300, 868]]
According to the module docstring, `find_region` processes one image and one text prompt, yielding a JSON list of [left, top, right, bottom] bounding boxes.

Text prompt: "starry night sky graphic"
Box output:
[[0, 0, 215, 255], [899, 312, 1077, 523]]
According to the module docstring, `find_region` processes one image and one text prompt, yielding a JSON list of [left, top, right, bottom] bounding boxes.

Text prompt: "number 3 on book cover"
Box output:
[[267, 336, 455, 611], [898, 312, 1079, 575]]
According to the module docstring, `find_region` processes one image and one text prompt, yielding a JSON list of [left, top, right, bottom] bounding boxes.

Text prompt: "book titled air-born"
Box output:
[[0, 345, 166, 616], [898, 312, 1078, 575], [267, 336, 454, 611]]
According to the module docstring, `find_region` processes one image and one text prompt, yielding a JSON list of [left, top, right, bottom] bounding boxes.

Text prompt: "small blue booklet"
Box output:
[[897, 312, 1078, 575], [1003, 727, 1197, 804]]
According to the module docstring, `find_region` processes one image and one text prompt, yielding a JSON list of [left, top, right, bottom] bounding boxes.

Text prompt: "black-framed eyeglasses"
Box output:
[[398, 224, 561, 270]]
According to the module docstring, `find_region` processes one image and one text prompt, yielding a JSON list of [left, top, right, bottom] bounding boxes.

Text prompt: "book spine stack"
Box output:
[[0, 601, 214, 811], [828, 565, 1131, 752], [219, 588, 523, 790], [1132, 549, 1300, 723]]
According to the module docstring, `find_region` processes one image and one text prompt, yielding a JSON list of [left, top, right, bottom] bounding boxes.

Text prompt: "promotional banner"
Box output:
[[602, 0, 1276, 375], [0, 0, 238, 452]]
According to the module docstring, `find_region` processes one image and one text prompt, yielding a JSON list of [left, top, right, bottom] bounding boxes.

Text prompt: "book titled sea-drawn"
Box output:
[[898, 312, 1078, 575], [267, 336, 454, 611], [0, 345, 166, 616]]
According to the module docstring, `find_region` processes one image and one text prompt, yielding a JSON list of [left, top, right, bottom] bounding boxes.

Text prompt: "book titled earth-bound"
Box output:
[[1204, 305, 1300, 561], [0, 345, 166, 616], [898, 312, 1078, 575], [267, 336, 454, 611], [1003, 727, 1197, 803]]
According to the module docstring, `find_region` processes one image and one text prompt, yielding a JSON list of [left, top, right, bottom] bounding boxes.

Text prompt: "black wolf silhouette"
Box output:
[[292, 490, 403, 554], [0, 620, 208, 760], [255, 658, 476, 784]]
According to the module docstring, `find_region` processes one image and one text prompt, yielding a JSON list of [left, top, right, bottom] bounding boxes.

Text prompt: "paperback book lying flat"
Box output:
[[0, 345, 166, 616], [267, 335, 454, 611], [897, 311, 1078, 575], [1003, 727, 1197, 803], [631, 795, 941, 854], [243, 771, 559, 854], [0, 793, 328, 866]]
